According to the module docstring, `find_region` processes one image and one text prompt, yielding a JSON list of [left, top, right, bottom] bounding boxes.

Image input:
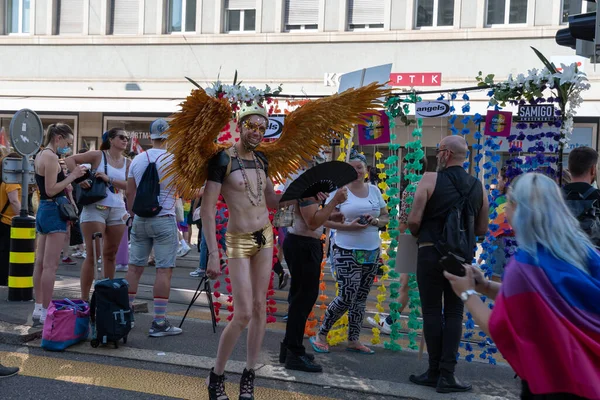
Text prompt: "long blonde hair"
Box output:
[[509, 172, 592, 272]]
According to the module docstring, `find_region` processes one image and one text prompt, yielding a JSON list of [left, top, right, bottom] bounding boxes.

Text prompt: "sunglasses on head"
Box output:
[[242, 120, 267, 134]]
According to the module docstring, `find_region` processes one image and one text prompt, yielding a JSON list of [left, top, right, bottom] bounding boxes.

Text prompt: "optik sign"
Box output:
[[264, 115, 285, 139]]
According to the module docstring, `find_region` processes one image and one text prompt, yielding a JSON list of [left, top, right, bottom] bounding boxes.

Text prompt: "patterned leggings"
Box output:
[[319, 246, 379, 342]]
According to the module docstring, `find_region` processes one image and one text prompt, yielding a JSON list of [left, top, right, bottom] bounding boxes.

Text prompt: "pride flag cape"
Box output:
[[489, 246, 600, 399]]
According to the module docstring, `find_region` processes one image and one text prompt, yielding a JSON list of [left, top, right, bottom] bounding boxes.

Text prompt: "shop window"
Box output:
[[561, 0, 595, 24], [284, 0, 319, 31], [415, 0, 455, 28], [225, 0, 256, 32], [486, 0, 527, 25], [168, 0, 197, 33], [348, 0, 384, 30]]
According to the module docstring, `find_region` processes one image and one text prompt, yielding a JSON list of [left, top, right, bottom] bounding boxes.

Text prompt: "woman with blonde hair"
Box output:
[[445, 172, 600, 399]]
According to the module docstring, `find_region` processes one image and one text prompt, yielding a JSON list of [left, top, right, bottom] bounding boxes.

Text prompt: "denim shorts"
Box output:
[[36, 197, 69, 235], [129, 215, 178, 268], [80, 204, 128, 226]]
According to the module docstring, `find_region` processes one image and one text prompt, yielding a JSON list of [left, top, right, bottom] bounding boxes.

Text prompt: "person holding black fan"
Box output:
[[279, 157, 348, 373]]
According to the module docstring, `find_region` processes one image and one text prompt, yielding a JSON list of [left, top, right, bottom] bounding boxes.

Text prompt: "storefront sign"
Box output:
[[264, 115, 285, 139], [357, 111, 390, 145], [415, 100, 451, 118], [517, 104, 556, 122], [484, 110, 512, 137], [324, 72, 442, 87], [389, 73, 442, 87]]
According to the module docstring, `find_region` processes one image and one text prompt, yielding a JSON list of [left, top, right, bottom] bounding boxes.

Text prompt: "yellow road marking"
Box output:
[[0, 351, 336, 400]]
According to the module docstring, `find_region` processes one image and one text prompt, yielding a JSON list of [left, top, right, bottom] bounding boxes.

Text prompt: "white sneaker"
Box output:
[[71, 251, 85, 259], [39, 309, 48, 324], [367, 316, 392, 335], [32, 306, 42, 320], [116, 264, 128, 272], [180, 243, 191, 258]]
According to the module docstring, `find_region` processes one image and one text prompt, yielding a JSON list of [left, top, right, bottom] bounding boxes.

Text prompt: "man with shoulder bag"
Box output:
[[407, 136, 489, 393], [563, 147, 600, 248]]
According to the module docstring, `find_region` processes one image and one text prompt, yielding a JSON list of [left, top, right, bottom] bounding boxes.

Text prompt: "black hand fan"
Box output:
[[280, 161, 358, 203]]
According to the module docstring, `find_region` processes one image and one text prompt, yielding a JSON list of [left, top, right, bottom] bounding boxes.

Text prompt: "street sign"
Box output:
[[9, 109, 43, 157], [2, 157, 35, 185]]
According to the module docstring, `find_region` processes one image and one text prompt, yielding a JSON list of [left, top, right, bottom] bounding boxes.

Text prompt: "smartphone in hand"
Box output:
[[358, 215, 369, 225], [439, 252, 467, 277]]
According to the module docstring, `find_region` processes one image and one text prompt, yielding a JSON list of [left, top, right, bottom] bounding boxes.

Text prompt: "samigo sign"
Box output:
[[517, 104, 556, 122]]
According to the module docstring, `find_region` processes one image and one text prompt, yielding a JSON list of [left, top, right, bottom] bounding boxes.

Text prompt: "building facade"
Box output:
[[0, 0, 597, 165]]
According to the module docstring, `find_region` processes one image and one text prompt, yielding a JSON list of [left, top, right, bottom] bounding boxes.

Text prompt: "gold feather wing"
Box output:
[[163, 88, 232, 198], [256, 82, 391, 183]]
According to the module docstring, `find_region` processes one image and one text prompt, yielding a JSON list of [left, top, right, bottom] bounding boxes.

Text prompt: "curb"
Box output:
[[24, 341, 512, 400], [0, 321, 42, 345]]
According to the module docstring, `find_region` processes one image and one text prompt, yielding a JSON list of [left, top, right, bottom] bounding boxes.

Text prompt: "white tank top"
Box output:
[[96, 152, 127, 208]]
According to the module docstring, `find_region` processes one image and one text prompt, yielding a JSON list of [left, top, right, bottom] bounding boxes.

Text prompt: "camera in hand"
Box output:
[[358, 215, 369, 225], [439, 251, 467, 277]]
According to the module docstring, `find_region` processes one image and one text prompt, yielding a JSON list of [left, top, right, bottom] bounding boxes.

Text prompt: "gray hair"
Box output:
[[509, 172, 592, 273]]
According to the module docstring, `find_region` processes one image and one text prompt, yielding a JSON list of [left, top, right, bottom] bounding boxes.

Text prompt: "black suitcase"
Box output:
[[89, 232, 132, 348]]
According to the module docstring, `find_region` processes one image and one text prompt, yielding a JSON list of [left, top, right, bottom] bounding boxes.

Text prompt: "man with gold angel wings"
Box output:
[[165, 81, 389, 400]]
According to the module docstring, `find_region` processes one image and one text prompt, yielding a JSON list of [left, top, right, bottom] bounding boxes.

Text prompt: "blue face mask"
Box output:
[[57, 146, 70, 155]]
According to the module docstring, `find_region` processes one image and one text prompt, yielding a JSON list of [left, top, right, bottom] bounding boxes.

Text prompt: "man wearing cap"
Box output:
[[125, 119, 182, 337]]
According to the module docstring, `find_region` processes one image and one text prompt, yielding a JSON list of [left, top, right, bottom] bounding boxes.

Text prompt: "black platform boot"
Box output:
[[239, 368, 255, 400], [207, 368, 229, 400]]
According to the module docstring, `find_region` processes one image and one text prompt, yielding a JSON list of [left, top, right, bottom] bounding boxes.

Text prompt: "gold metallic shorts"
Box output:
[[226, 223, 274, 259]]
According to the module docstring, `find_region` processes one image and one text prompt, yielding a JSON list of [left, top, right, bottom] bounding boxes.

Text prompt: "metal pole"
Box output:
[[20, 157, 29, 217]]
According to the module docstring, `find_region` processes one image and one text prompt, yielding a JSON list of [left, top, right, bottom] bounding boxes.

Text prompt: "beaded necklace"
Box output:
[[232, 145, 263, 206]]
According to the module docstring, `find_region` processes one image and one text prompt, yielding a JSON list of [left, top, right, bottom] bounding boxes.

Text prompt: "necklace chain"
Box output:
[[232, 146, 263, 207]]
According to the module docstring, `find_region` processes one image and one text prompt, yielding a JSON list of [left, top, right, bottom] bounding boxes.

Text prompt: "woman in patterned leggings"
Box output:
[[310, 149, 389, 354]]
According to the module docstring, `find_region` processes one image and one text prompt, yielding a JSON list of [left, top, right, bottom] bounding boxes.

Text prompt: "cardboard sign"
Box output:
[[357, 111, 390, 145], [484, 110, 512, 137], [415, 100, 451, 118]]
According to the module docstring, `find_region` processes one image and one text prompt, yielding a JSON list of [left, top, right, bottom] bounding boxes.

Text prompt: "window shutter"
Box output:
[[58, 0, 84, 34], [348, 0, 384, 25], [285, 0, 319, 25], [225, 0, 256, 10], [112, 0, 140, 35]]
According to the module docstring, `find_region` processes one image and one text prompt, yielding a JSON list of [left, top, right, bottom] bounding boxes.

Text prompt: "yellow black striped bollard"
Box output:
[[8, 216, 36, 301]]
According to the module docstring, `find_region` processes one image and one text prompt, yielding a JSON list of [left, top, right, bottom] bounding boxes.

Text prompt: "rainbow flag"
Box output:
[[489, 246, 600, 399]]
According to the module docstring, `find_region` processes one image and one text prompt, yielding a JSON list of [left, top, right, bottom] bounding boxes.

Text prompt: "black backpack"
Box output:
[[437, 175, 479, 261], [565, 186, 600, 247], [132, 152, 165, 218]]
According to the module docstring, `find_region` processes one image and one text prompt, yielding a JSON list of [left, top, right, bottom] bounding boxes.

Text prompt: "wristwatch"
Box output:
[[460, 289, 478, 302], [373, 217, 380, 226]]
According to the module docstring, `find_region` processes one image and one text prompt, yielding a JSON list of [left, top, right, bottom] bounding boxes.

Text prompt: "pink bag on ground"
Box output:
[[41, 299, 90, 351]]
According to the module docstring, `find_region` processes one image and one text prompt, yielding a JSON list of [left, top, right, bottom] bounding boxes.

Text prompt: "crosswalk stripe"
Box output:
[[0, 351, 335, 400]]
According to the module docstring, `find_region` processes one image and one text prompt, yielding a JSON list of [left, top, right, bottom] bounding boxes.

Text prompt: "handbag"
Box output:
[[192, 206, 201, 224], [41, 298, 90, 351], [78, 152, 108, 206], [57, 202, 78, 222], [273, 206, 294, 228]]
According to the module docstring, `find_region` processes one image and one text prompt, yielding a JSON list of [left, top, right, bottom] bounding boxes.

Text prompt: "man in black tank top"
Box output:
[[407, 136, 489, 393]]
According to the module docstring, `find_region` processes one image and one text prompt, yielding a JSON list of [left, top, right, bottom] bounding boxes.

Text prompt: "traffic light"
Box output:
[[555, 0, 598, 59]]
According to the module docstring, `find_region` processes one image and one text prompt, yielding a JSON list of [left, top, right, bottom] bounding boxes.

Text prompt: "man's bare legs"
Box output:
[[246, 247, 273, 369], [213, 257, 253, 375]]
